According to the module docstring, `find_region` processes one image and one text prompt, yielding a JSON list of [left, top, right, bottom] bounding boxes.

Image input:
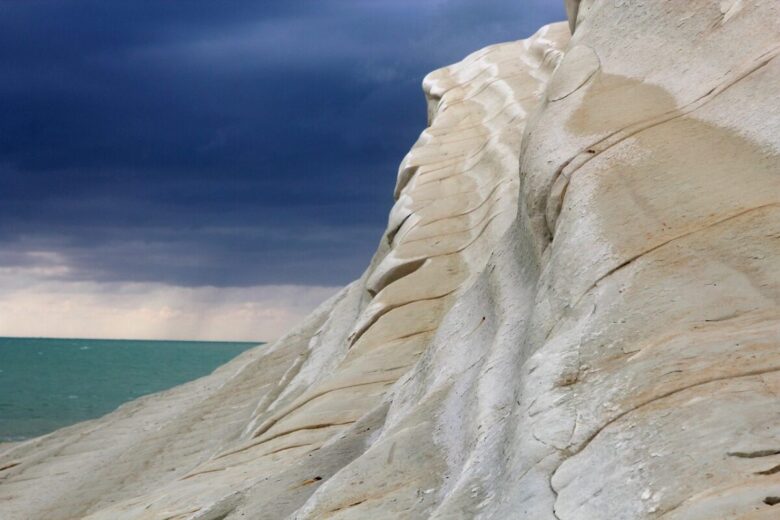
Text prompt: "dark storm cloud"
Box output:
[[0, 0, 566, 287]]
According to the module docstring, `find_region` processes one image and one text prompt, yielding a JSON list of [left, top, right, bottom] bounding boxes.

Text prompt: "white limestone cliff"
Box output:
[[2, 2, 779, 518]]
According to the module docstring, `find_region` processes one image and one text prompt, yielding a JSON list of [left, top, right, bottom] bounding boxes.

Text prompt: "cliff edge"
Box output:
[[2, 2, 779, 519]]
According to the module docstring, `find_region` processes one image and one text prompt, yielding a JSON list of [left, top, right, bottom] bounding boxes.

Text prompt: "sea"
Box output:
[[0, 337, 261, 442]]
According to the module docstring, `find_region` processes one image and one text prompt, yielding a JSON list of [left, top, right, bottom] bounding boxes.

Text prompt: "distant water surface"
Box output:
[[0, 337, 260, 442]]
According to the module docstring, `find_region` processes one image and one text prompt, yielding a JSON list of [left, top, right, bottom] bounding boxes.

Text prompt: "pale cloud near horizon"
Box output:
[[0, 264, 339, 342]]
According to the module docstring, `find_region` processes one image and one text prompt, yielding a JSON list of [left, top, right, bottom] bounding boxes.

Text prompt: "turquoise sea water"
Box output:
[[0, 337, 260, 442]]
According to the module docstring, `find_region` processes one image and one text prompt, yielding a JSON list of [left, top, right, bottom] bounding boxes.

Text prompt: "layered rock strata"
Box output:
[[2, 2, 779, 518]]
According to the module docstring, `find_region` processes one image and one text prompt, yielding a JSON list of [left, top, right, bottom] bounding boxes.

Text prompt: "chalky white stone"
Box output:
[[1, 2, 778, 518]]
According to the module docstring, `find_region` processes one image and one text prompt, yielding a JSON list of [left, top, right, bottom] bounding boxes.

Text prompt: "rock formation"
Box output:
[[2, 1, 779, 518]]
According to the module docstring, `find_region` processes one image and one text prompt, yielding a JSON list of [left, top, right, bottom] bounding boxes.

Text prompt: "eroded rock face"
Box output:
[[2, 2, 779, 518]]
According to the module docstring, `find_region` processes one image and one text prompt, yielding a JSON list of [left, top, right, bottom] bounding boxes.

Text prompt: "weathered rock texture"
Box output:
[[2, 2, 779, 518]]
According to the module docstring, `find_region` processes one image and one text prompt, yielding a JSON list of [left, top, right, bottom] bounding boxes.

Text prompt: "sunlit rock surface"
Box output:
[[2, 2, 779, 518]]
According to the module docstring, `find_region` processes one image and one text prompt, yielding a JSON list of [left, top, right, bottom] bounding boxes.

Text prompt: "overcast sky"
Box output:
[[0, 0, 566, 341]]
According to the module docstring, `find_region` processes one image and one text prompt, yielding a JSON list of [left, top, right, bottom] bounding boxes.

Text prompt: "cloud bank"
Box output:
[[0, 261, 338, 341], [0, 0, 565, 339]]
